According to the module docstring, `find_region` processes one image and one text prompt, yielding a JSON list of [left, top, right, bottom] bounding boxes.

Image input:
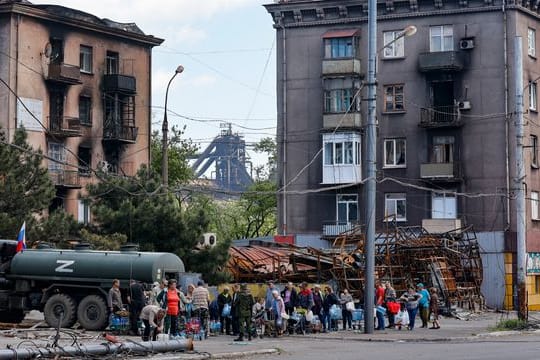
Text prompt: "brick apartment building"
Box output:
[[0, 0, 162, 223], [265, 0, 540, 309]]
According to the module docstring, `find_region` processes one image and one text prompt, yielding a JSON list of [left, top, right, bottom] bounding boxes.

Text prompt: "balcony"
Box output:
[[418, 51, 465, 72], [323, 222, 357, 237], [47, 63, 82, 85], [323, 113, 361, 129], [48, 117, 82, 138], [420, 162, 462, 181], [322, 58, 361, 76], [50, 170, 81, 188], [102, 74, 136, 94], [419, 106, 463, 128], [422, 218, 462, 234], [103, 125, 138, 143]]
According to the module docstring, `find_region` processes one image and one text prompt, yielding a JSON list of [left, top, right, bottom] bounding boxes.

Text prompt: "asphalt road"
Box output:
[[246, 336, 540, 360]]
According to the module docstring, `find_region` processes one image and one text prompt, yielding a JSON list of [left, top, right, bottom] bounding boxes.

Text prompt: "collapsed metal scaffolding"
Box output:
[[227, 225, 484, 310]]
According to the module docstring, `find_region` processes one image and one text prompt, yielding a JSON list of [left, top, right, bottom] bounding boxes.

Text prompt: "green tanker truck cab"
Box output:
[[0, 240, 185, 330]]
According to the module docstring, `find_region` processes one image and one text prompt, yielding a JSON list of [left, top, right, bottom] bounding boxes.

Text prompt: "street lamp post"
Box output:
[[364, 8, 416, 332], [162, 65, 184, 188]]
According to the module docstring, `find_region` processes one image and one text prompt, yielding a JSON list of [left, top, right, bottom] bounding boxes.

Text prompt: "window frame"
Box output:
[[79, 45, 93, 74], [106, 51, 119, 75], [323, 135, 361, 166], [530, 81, 538, 111], [324, 37, 355, 59], [532, 135, 539, 168], [336, 194, 358, 224], [429, 25, 454, 52], [324, 88, 359, 113], [383, 138, 406, 168], [48, 142, 65, 172], [532, 191, 540, 220], [384, 193, 407, 222], [383, 84, 405, 113], [78, 96, 92, 126], [432, 191, 457, 219], [529, 28, 537, 57], [78, 199, 91, 225], [383, 30, 405, 58]]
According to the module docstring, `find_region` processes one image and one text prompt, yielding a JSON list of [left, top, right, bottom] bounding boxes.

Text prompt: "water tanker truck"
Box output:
[[0, 240, 185, 330]]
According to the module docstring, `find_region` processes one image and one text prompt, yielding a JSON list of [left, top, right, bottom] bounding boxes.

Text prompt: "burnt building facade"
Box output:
[[0, 0, 162, 222], [265, 0, 540, 309]]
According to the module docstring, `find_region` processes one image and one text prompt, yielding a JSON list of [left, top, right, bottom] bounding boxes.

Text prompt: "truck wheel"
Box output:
[[77, 295, 108, 330], [0, 310, 25, 323], [44, 294, 77, 328]]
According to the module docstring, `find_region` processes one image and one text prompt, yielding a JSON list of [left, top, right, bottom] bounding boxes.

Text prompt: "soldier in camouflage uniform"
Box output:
[[234, 283, 255, 341]]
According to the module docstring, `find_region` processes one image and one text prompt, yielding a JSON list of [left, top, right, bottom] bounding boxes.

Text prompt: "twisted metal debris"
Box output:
[[227, 225, 484, 310]]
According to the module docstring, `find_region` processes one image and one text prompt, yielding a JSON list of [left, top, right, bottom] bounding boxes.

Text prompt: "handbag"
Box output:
[[345, 301, 355, 312], [305, 310, 314, 322], [281, 312, 290, 320]]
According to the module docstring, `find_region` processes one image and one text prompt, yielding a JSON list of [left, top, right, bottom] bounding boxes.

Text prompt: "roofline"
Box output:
[[0, 2, 164, 47]]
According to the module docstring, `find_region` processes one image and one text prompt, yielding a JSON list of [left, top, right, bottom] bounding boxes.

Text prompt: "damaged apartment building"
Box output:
[[265, 0, 540, 311], [0, 0, 162, 222]]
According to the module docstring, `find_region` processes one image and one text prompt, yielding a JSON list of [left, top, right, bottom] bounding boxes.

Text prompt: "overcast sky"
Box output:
[[35, 0, 277, 168]]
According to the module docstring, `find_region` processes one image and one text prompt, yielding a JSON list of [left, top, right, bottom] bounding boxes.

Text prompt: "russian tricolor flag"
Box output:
[[16, 222, 26, 252]]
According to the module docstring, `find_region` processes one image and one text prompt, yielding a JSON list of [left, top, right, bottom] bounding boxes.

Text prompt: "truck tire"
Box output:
[[0, 310, 25, 323], [44, 294, 77, 328], [77, 295, 108, 330]]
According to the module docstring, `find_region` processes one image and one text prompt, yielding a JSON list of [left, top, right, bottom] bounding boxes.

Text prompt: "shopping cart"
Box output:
[[351, 309, 364, 331]]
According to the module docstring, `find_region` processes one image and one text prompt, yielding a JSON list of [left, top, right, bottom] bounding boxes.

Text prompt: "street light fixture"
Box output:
[[363, 18, 416, 334], [162, 65, 184, 188]]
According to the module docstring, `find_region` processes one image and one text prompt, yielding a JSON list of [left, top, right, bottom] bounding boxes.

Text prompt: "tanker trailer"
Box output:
[[0, 240, 185, 330]]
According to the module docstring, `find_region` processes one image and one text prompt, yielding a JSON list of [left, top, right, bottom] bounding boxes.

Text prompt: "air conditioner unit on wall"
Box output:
[[458, 100, 472, 110], [196, 233, 217, 249], [460, 39, 475, 50]]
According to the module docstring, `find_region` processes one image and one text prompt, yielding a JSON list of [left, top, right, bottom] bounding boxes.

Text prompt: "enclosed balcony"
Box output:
[[103, 125, 138, 143], [323, 113, 361, 129], [322, 59, 362, 76], [48, 116, 82, 138], [418, 51, 465, 72], [420, 161, 462, 181], [47, 63, 82, 85], [102, 74, 136, 94], [419, 106, 463, 128], [49, 170, 81, 189]]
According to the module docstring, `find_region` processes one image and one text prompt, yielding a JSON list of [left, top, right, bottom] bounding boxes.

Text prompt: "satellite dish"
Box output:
[[43, 43, 52, 58]]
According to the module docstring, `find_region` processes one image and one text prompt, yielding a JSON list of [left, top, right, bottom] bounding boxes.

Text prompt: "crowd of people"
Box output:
[[107, 278, 442, 342]]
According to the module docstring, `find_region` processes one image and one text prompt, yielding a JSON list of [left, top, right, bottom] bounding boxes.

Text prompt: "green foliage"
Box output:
[[252, 137, 277, 181], [28, 210, 80, 248], [490, 319, 530, 331], [0, 127, 55, 238], [86, 166, 233, 283], [79, 229, 127, 250], [150, 126, 198, 186], [220, 180, 277, 239]]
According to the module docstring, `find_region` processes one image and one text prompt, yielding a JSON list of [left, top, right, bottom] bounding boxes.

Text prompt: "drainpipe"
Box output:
[[503, 0, 511, 231], [12, 14, 21, 140], [277, 19, 288, 236], [148, 48, 153, 168]]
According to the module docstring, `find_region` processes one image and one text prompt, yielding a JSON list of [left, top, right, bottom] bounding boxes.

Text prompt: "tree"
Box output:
[[252, 137, 277, 181], [86, 166, 231, 284], [221, 181, 277, 239], [27, 210, 81, 248], [150, 126, 198, 186], [0, 128, 55, 238]]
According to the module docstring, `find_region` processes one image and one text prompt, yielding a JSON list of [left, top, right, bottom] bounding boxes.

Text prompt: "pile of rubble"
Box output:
[[226, 225, 484, 310]]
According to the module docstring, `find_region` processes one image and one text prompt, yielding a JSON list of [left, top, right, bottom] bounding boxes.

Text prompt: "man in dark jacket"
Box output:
[[233, 284, 254, 341], [128, 279, 146, 335], [280, 282, 298, 315], [322, 286, 339, 332], [230, 284, 240, 335], [312, 284, 324, 320], [217, 287, 232, 334]]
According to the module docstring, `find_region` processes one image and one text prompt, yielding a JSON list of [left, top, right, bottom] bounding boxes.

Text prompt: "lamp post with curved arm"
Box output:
[[162, 65, 184, 188]]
